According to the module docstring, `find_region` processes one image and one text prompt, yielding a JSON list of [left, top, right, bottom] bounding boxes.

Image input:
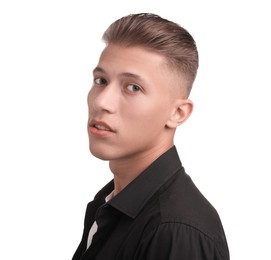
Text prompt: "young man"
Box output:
[[72, 13, 230, 260]]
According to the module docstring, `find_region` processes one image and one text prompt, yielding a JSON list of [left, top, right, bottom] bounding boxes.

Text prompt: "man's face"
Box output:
[[87, 44, 178, 162]]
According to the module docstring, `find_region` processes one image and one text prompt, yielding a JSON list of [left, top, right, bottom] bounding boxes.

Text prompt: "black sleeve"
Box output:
[[134, 222, 229, 260]]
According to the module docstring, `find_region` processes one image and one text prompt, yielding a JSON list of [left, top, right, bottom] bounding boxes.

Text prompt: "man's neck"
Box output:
[[109, 143, 174, 195]]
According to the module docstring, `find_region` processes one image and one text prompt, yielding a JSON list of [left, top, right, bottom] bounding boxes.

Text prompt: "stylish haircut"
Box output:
[[102, 13, 199, 96]]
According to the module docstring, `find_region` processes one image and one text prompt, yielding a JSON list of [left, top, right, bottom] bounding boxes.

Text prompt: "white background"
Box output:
[[0, 0, 270, 259]]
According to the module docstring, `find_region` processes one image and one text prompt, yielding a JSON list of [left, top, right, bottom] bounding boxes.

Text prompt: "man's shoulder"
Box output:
[[158, 170, 225, 239], [138, 170, 229, 259]]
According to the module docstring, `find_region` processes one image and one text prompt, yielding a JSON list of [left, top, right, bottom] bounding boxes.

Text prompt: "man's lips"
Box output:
[[89, 120, 115, 133], [94, 124, 111, 131]]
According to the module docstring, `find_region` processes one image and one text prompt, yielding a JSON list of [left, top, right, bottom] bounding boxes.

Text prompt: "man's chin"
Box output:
[[89, 147, 110, 161]]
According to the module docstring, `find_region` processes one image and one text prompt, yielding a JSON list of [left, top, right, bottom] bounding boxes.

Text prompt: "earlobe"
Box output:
[[166, 99, 193, 129]]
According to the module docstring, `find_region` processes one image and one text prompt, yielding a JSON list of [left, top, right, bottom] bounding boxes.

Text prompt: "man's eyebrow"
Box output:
[[120, 72, 145, 82], [92, 67, 146, 83], [92, 67, 105, 74]]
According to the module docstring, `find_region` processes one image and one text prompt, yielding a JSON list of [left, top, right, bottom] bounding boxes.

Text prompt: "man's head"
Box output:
[[102, 13, 198, 97], [87, 13, 198, 164]]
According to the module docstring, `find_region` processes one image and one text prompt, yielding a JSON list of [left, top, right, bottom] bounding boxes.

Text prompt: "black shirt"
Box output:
[[72, 146, 230, 260]]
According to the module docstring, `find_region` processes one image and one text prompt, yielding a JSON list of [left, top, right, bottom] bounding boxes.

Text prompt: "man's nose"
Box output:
[[90, 84, 118, 113]]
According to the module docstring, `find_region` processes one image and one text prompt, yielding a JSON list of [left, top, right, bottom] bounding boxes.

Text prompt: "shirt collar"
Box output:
[[107, 146, 183, 218]]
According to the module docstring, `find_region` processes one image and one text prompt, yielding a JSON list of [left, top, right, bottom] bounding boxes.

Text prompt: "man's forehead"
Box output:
[[97, 45, 168, 74]]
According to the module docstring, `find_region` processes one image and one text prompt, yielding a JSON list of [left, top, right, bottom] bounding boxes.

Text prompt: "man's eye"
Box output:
[[94, 77, 107, 85], [127, 84, 141, 93]]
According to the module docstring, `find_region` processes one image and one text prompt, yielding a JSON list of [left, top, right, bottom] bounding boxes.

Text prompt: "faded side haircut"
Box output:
[[102, 13, 199, 96]]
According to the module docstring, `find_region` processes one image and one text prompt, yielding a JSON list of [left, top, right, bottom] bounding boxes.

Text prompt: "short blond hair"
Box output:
[[102, 13, 199, 96]]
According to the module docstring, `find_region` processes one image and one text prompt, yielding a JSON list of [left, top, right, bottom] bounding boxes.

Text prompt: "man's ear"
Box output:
[[166, 99, 193, 129]]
